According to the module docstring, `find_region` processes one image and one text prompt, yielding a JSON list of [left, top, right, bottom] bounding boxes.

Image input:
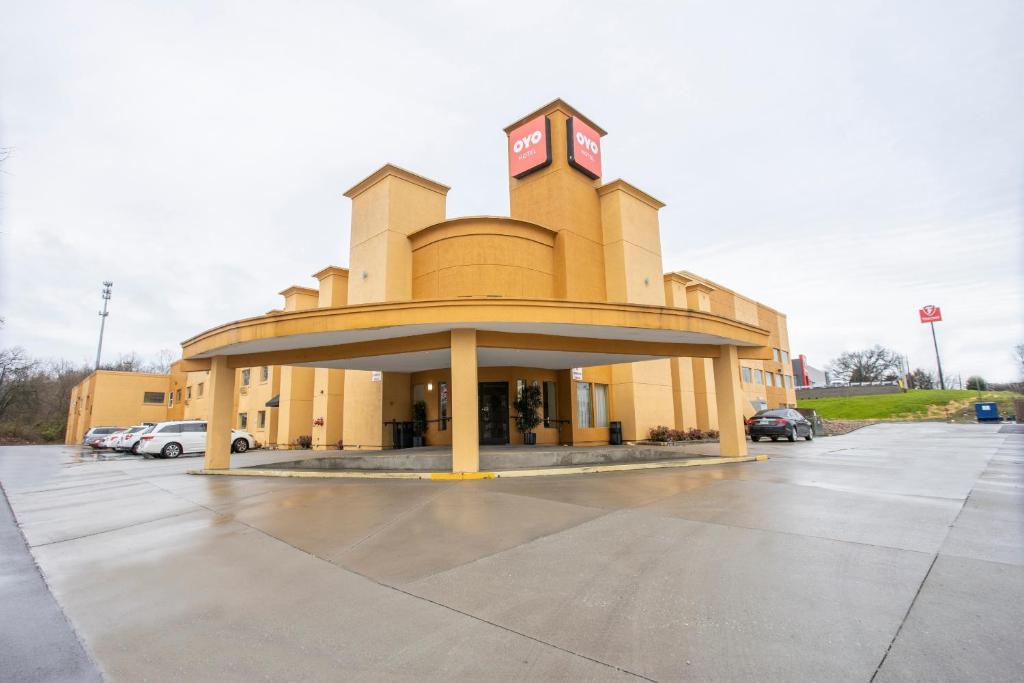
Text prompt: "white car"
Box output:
[[137, 420, 255, 459], [97, 429, 129, 449], [82, 426, 122, 446], [114, 424, 156, 454]]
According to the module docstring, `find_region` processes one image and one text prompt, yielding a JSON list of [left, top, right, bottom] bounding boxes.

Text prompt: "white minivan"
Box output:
[[137, 420, 255, 459]]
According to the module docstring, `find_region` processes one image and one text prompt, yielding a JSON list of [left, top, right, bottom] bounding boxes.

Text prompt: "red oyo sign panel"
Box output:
[[919, 305, 942, 323], [567, 116, 602, 178], [508, 115, 551, 178]]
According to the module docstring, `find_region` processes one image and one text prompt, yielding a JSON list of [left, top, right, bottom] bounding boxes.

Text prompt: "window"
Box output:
[[754, 369, 764, 385], [239, 413, 248, 429], [181, 422, 206, 433], [438, 382, 448, 431], [168, 392, 174, 408], [741, 367, 752, 383], [516, 379, 526, 400], [773, 348, 781, 361], [143, 392, 165, 404], [784, 375, 792, 388], [260, 366, 269, 382], [241, 369, 251, 386], [176, 389, 182, 402], [594, 384, 609, 428], [186, 386, 192, 400], [543, 381, 557, 426], [781, 351, 790, 364], [156, 423, 181, 434], [198, 382, 204, 397], [576, 383, 592, 428], [257, 410, 266, 429]]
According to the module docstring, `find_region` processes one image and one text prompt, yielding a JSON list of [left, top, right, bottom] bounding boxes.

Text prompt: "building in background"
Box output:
[[792, 354, 829, 388]]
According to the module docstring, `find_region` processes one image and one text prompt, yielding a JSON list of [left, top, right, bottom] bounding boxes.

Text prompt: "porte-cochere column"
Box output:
[[712, 345, 749, 458], [450, 329, 479, 473], [204, 355, 236, 470]]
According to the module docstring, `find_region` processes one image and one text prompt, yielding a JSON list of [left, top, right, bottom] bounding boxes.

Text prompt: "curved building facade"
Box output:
[[179, 100, 797, 472]]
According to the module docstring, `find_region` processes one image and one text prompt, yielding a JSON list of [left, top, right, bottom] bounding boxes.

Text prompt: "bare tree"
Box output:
[[101, 352, 145, 372], [827, 345, 902, 384], [910, 368, 935, 390], [145, 349, 177, 374], [1016, 343, 1024, 380], [0, 347, 36, 421]]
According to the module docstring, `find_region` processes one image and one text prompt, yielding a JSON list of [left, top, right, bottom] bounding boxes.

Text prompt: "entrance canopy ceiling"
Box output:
[[181, 299, 772, 371]]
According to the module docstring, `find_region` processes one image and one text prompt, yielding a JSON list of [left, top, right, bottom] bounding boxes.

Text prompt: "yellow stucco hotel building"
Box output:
[[66, 100, 797, 471]]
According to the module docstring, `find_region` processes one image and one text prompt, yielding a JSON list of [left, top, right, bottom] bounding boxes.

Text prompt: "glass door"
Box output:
[[478, 382, 509, 445]]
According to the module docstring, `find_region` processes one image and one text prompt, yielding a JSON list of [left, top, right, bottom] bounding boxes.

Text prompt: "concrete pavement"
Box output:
[[0, 423, 1020, 681]]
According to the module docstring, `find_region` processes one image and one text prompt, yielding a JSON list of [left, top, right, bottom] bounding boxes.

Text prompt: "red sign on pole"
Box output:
[[919, 305, 942, 323]]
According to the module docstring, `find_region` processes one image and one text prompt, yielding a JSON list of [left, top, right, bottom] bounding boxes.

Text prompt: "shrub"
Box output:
[[294, 435, 312, 449], [37, 423, 64, 442], [513, 384, 543, 435], [648, 425, 671, 442], [336, 439, 344, 450]]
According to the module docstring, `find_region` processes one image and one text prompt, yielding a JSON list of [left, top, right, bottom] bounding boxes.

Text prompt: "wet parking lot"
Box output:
[[2, 423, 1021, 681]]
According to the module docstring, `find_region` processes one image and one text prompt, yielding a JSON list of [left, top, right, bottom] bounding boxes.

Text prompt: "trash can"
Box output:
[[795, 408, 825, 436], [609, 421, 623, 445], [974, 402, 1000, 423], [390, 421, 416, 448]]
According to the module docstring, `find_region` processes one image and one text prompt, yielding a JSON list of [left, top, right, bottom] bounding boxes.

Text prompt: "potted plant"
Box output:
[[412, 400, 428, 447], [513, 384, 543, 445]]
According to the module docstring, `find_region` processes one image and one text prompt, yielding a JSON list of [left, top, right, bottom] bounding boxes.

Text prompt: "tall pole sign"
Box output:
[[95, 281, 113, 370], [918, 305, 945, 390]]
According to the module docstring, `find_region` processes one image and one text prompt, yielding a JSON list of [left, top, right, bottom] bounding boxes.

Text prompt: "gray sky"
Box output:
[[2, 1, 1022, 381]]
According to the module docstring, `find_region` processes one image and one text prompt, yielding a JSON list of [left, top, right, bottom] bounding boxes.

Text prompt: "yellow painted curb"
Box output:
[[189, 454, 766, 480], [430, 471, 497, 480]]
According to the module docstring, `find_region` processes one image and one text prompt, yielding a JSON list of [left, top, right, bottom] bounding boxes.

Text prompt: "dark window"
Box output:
[[438, 382, 448, 431], [181, 422, 206, 433], [157, 423, 181, 434], [143, 392, 165, 404], [543, 381, 557, 426]]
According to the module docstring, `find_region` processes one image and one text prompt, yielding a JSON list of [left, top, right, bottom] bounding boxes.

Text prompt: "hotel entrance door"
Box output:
[[478, 382, 509, 445]]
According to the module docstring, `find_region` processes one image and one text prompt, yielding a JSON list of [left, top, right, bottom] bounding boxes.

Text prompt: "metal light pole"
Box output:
[[929, 320, 945, 390], [95, 281, 113, 370]]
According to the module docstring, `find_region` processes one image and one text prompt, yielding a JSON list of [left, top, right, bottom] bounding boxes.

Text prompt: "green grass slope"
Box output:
[[798, 389, 1021, 421]]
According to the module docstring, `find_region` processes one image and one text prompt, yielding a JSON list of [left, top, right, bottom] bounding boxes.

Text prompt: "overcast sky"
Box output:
[[1, 1, 1022, 382]]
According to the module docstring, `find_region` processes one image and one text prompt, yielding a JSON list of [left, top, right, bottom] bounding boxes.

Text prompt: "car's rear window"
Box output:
[[755, 410, 789, 418], [94, 428, 117, 435]]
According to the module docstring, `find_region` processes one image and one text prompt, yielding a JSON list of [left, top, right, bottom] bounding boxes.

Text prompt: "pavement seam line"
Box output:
[[868, 447, 995, 682], [0, 481, 105, 680], [48, 466, 650, 679], [339, 483, 456, 552], [28, 506, 206, 548], [219, 507, 654, 681]]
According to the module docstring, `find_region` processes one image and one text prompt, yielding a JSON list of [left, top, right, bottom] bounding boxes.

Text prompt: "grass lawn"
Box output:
[[798, 389, 1022, 421]]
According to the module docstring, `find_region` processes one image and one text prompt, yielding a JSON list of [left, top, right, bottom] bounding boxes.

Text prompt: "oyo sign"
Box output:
[[567, 116, 602, 178], [508, 115, 551, 178], [919, 305, 942, 323]]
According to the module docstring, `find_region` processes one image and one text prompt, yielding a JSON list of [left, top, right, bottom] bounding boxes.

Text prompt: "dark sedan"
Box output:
[[746, 409, 813, 442]]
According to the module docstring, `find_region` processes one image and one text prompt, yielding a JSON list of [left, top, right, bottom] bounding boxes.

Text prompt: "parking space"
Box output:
[[1, 423, 1021, 680]]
